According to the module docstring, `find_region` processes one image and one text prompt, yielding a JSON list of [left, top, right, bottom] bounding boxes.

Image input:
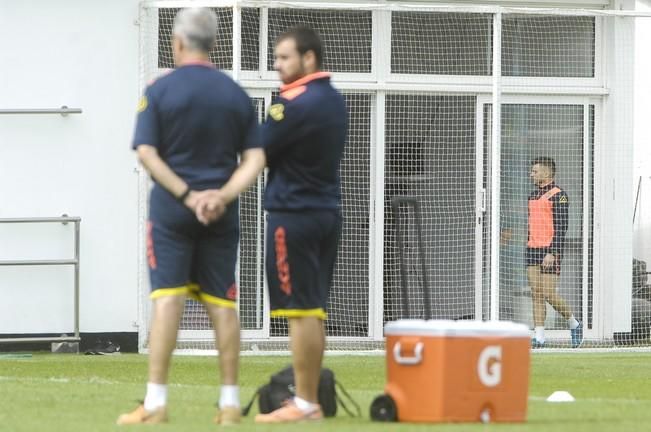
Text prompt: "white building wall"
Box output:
[[633, 1, 651, 266], [599, 1, 636, 334], [0, 0, 140, 333]]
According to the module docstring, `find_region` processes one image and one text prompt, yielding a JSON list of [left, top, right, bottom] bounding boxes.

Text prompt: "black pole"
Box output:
[[391, 196, 431, 319], [633, 176, 642, 225], [392, 197, 411, 318], [412, 200, 432, 320]]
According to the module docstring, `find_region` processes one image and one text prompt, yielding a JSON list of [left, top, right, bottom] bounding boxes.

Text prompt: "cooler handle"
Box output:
[[393, 342, 424, 365]]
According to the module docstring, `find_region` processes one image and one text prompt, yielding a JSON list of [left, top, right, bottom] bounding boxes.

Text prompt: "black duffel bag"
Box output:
[[241, 366, 360, 418]]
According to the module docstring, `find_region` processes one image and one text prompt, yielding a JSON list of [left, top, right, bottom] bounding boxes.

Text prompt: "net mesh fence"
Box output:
[[138, 2, 651, 350]]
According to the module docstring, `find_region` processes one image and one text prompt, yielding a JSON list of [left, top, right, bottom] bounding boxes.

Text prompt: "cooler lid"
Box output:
[[384, 319, 530, 338]]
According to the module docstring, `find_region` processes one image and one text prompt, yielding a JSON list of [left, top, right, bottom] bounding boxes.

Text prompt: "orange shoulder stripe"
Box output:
[[542, 187, 562, 200], [281, 85, 307, 101], [280, 71, 330, 92]]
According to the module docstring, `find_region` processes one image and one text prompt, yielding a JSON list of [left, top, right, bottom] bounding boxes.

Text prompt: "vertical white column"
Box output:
[[490, 11, 502, 321], [475, 98, 487, 321], [604, 14, 634, 335], [232, 3, 241, 82], [582, 104, 591, 330], [137, 4, 156, 352], [259, 6, 269, 79], [369, 9, 391, 339]]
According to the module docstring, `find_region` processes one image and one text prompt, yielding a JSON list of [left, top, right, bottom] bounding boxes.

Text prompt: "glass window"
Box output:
[[503, 16, 595, 77], [493, 104, 590, 327], [391, 12, 492, 75], [241, 8, 260, 71], [384, 95, 477, 321], [267, 9, 372, 73]]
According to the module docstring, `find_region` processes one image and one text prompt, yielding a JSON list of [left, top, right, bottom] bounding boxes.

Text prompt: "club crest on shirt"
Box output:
[[269, 103, 285, 121], [137, 95, 148, 113]]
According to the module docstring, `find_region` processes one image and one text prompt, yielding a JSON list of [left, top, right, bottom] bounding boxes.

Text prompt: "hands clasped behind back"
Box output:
[[184, 189, 227, 226]]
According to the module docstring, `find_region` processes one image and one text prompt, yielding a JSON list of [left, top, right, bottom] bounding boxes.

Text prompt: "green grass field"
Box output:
[[1, 353, 650, 431]]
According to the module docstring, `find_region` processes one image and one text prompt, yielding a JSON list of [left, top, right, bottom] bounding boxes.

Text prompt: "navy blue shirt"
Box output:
[[133, 62, 261, 190], [528, 182, 569, 255], [262, 73, 348, 211]]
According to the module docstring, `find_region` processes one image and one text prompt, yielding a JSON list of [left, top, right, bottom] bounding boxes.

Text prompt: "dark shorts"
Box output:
[[265, 210, 342, 320], [147, 185, 239, 308], [526, 247, 561, 275]]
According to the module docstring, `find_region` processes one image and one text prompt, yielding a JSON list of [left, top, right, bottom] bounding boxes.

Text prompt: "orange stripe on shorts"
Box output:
[[146, 221, 157, 270], [274, 226, 292, 295]]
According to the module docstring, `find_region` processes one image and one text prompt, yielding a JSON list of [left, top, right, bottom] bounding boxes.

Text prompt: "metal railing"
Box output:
[[0, 216, 81, 343], [0, 106, 82, 116]]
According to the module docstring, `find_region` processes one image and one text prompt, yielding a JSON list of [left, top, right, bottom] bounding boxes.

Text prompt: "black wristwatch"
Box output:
[[177, 188, 191, 203]]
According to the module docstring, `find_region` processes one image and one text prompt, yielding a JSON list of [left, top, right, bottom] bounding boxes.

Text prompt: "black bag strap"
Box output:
[[334, 380, 361, 417], [240, 388, 260, 417]]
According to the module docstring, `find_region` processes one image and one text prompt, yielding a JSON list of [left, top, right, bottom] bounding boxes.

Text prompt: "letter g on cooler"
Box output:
[[477, 345, 502, 387]]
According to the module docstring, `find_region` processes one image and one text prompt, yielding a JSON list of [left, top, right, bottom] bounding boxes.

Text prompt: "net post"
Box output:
[[73, 219, 81, 340], [370, 91, 386, 339], [259, 6, 269, 77], [232, 2, 242, 82], [490, 10, 502, 322], [137, 3, 157, 353]]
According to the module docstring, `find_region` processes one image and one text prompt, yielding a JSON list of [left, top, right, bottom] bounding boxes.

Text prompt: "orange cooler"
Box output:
[[384, 320, 530, 423]]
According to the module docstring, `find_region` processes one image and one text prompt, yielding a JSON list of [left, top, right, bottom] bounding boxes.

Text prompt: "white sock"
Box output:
[[219, 385, 240, 409], [569, 316, 580, 330], [535, 326, 545, 343], [144, 382, 167, 411], [293, 396, 318, 413]]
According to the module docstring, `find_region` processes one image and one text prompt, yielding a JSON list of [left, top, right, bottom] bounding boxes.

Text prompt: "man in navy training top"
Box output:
[[255, 27, 348, 424], [527, 157, 583, 348], [117, 8, 265, 425]]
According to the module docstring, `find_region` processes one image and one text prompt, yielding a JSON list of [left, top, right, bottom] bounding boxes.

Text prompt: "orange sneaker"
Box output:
[[116, 404, 168, 425], [254, 401, 323, 424], [214, 406, 241, 425]]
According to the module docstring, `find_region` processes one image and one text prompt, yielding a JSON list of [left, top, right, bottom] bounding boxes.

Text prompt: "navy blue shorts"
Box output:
[[526, 247, 561, 275], [147, 185, 239, 308], [265, 210, 342, 320]]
